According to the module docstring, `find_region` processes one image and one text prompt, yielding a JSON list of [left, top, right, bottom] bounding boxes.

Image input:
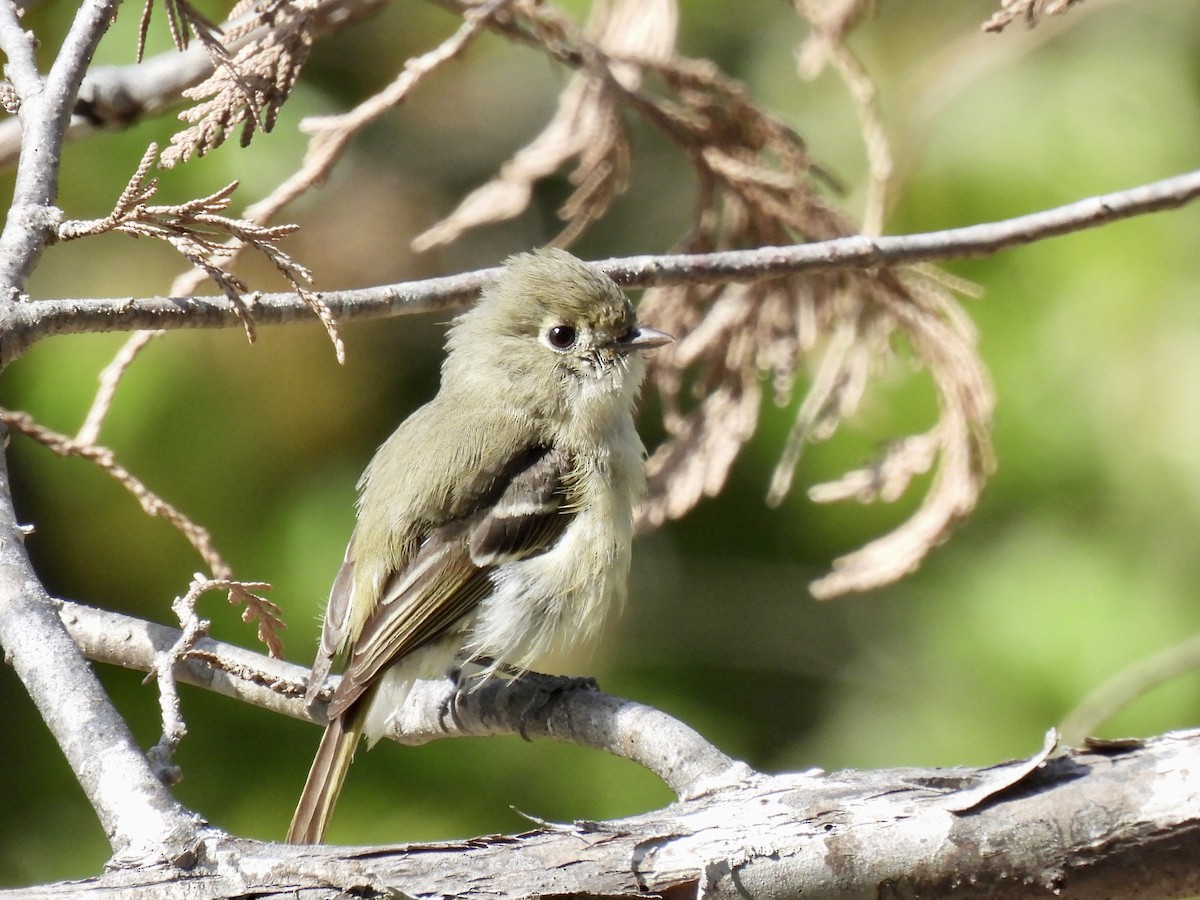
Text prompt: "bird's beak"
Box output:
[[619, 327, 674, 351]]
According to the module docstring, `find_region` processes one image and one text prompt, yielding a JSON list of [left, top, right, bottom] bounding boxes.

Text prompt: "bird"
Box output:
[[287, 248, 672, 844]]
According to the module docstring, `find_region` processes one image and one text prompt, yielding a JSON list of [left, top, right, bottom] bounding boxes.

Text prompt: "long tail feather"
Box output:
[[287, 706, 365, 844]]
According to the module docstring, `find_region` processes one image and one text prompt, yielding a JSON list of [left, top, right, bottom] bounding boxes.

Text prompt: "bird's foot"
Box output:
[[436, 665, 472, 733], [509, 670, 600, 741]]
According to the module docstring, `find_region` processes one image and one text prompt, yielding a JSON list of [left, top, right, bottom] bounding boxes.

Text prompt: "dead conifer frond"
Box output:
[[412, 0, 678, 251], [227, 579, 286, 658], [136, 0, 229, 63], [983, 0, 1085, 32], [0, 408, 223, 569], [161, 0, 320, 166], [58, 144, 331, 349], [415, 1, 995, 595], [616, 56, 993, 596], [0, 410, 285, 656]]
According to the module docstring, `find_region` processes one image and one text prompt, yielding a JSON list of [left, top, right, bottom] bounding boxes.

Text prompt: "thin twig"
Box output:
[[4, 407, 287, 654], [143, 574, 274, 783], [0, 408, 230, 574], [794, 0, 892, 236], [1060, 632, 1200, 747], [0, 0, 123, 290], [248, 0, 510, 225], [144, 576, 212, 784], [0, 1, 43, 98], [76, 329, 164, 444], [828, 43, 891, 236], [601, 167, 1200, 287]]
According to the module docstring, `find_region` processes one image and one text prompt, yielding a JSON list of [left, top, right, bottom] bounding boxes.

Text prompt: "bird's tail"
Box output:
[[287, 706, 365, 844]]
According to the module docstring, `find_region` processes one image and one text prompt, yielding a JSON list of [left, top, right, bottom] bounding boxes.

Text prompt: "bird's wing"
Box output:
[[325, 444, 575, 719], [305, 401, 531, 705], [305, 556, 357, 705], [468, 444, 575, 566]]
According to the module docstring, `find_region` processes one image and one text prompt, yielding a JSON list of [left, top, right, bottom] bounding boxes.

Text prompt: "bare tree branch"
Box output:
[[6, 166, 1198, 361], [59, 599, 743, 798], [0, 0, 386, 170], [48, 600, 1200, 898], [61, 599, 313, 722], [8, 676, 1200, 900], [1, 408, 238, 576], [0, 438, 199, 864], [0, 0, 210, 865], [0, 0, 129, 289]]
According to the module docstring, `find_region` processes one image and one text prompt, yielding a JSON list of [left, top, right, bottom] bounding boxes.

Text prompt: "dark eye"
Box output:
[[546, 324, 577, 350]]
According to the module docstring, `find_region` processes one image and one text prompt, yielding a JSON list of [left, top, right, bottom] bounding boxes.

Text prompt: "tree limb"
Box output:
[[58, 599, 745, 798], [0, 441, 200, 864], [8, 695, 1200, 899], [0, 0, 128, 289], [7, 166, 1199, 363], [0, 0, 212, 864], [0, 0, 386, 170], [46, 600, 1200, 898]]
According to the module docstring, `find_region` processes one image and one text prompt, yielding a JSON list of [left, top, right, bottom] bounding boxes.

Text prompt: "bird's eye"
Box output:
[[546, 324, 577, 350]]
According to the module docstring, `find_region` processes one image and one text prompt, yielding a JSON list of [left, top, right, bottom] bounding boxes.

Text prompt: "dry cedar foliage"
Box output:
[[121, 0, 996, 599], [160, 0, 325, 166], [421, 0, 993, 596], [983, 0, 1086, 32], [56, 143, 335, 348], [413, 0, 678, 251]]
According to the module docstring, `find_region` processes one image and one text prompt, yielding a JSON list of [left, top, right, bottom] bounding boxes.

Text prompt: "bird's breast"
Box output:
[[465, 436, 642, 673]]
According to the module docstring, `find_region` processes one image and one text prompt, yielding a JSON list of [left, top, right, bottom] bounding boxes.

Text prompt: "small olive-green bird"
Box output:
[[287, 248, 671, 844]]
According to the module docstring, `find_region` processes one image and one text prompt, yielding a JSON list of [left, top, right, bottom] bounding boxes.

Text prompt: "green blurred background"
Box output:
[[5, 0, 1200, 886]]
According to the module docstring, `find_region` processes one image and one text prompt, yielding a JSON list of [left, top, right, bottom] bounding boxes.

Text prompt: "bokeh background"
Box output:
[[5, 0, 1200, 886]]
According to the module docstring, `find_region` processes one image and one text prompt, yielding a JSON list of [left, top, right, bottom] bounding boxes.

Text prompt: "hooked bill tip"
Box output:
[[621, 327, 674, 351]]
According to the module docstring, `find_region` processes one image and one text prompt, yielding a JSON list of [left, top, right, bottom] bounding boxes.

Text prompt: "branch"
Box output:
[[0, 0, 207, 866], [0, 445, 199, 864], [603, 166, 1200, 286], [0, 0, 125, 289], [59, 600, 743, 797], [16, 610, 1200, 900], [0, 0, 385, 171], [7, 166, 1198, 360], [48, 600, 1200, 897]]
